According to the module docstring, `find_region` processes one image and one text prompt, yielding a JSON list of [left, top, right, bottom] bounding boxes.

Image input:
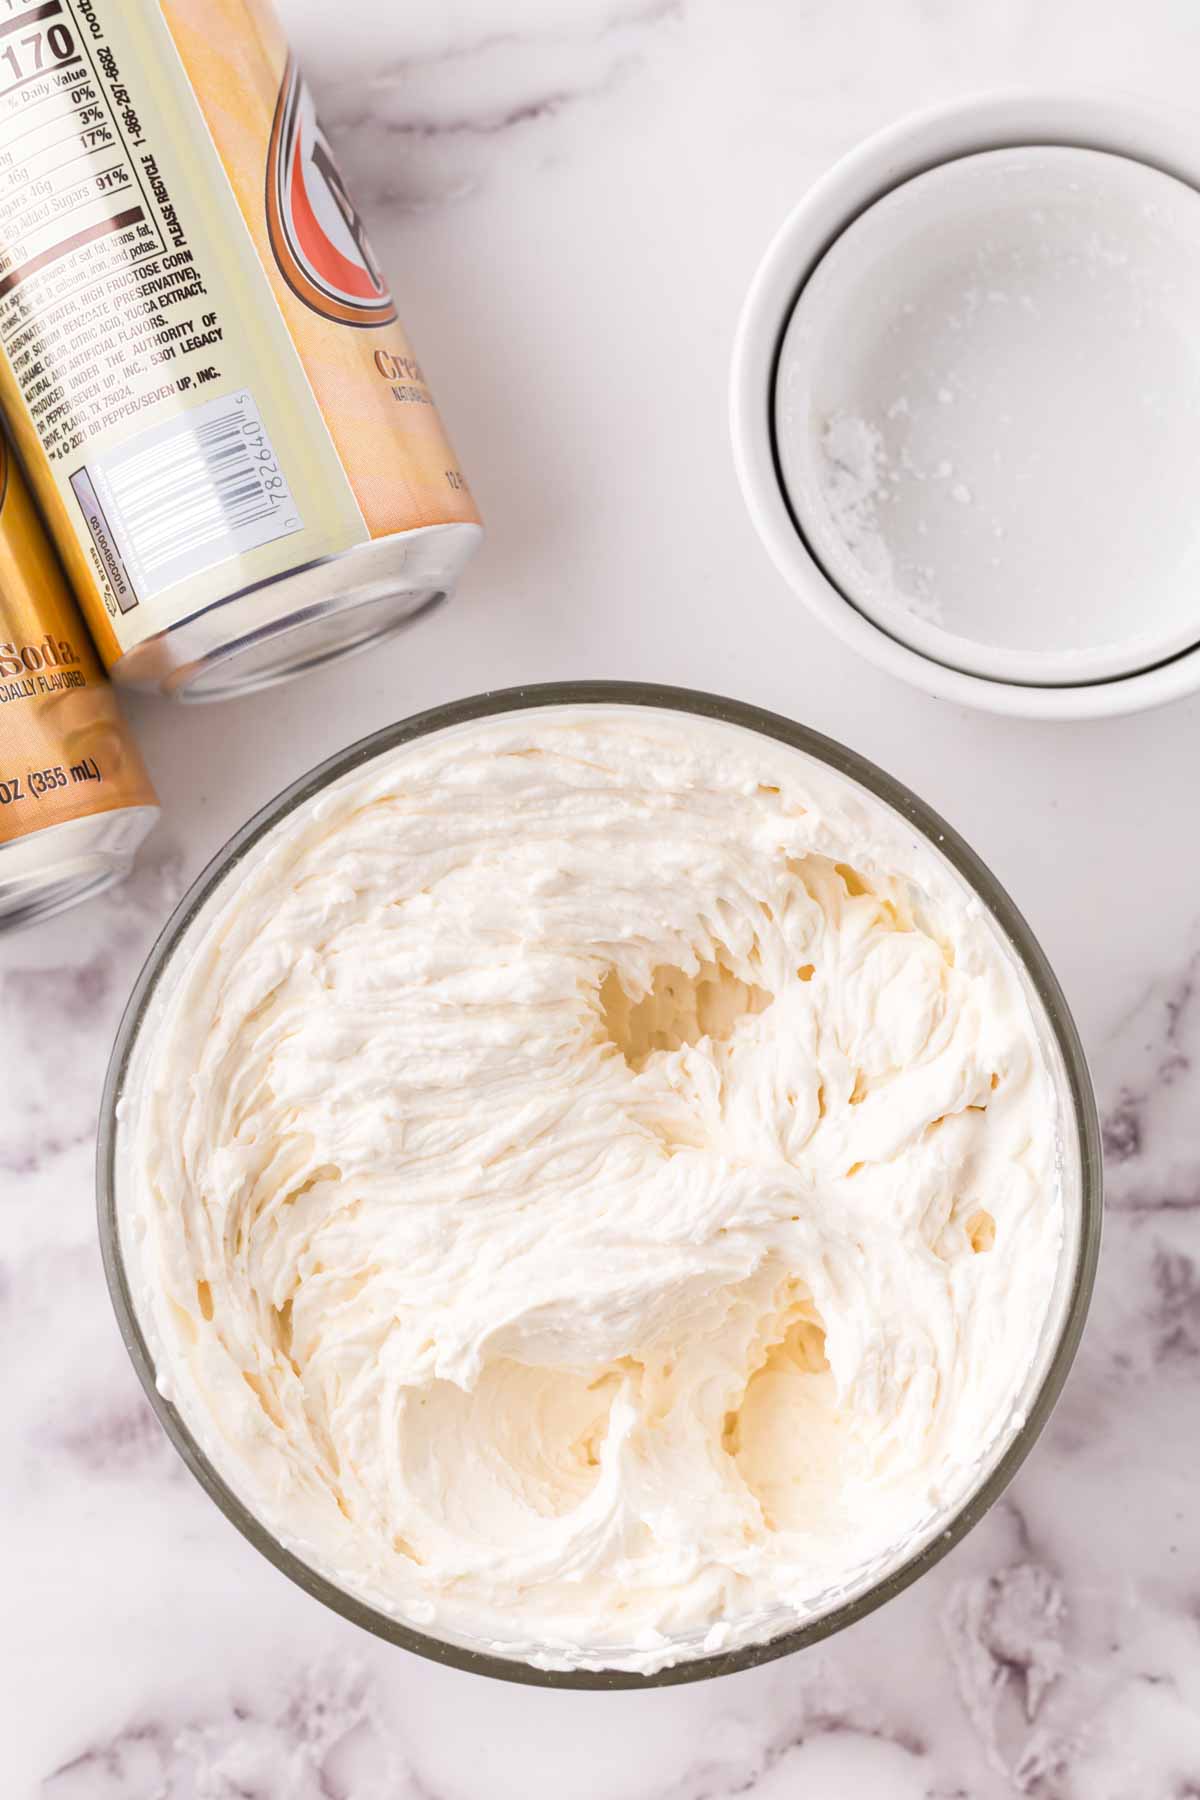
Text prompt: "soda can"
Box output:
[[0, 436, 157, 927], [0, 0, 481, 701]]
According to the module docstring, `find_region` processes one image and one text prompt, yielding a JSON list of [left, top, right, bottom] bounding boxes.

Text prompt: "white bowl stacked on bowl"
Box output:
[[732, 93, 1200, 718]]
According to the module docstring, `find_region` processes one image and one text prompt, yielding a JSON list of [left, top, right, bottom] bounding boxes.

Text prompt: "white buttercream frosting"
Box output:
[[122, 706, 1064, 1671]]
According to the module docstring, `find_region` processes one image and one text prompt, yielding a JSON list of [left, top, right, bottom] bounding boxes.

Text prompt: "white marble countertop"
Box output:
[[6, 1, 1200, 1794]]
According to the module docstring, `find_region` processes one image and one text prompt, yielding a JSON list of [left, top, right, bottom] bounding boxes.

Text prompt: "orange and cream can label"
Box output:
[[0, 440, 156, 846], [0, 0, 478, 668]]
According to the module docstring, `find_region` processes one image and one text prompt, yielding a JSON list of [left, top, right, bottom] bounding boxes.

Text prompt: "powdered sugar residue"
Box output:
[[817, 414, 945, 626]]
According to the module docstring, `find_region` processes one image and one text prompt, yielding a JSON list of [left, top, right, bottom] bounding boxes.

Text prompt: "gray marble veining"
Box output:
[[5, 0, 1200, 1794]]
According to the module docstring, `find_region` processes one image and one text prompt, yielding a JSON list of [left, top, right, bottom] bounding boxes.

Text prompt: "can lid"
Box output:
[[774, 145, 1200, 687]]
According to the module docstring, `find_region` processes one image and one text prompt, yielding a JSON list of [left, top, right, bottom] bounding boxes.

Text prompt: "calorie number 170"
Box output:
[[1, 21, 75, 83]]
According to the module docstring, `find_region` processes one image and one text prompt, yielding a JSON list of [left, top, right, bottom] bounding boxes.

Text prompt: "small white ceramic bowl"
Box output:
[[731, 93, 1200, 718]]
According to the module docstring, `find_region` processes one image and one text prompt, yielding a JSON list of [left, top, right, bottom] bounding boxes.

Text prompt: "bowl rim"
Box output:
[[97, 680, 1103, 1689], [730, 87, 1200, 718]]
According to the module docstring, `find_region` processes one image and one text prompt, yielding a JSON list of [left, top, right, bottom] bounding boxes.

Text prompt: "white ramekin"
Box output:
[[730, 91, 1200, 719]]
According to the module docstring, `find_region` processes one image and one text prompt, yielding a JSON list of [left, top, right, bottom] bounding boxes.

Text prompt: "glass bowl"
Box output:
[[97, 681, 1102, 1689]]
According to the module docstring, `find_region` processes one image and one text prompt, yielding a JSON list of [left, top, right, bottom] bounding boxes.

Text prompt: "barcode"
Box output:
[[80, 391, 304, 604]]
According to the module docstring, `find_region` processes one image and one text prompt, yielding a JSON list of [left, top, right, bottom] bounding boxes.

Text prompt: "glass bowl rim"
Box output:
[[96, 679, 1103, 1690]]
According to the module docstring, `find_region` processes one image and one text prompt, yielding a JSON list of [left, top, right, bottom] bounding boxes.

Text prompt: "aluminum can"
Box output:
[[0, 0, 481, 701], [0, 436, 156, 927]]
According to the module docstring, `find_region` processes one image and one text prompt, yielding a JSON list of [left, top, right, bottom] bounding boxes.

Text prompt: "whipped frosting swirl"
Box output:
[[123, 707, 1063, 1671]]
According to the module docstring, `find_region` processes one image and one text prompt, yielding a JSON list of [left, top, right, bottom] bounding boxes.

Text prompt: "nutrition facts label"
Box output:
[[0, 0, 165, 308], [0, 0, 212, 477], [0, 0, 375, 665]]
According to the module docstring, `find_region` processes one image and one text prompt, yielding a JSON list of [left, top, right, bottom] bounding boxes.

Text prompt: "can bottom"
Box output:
[[111, 523, 483, 702], [0, 805, 160, 932], [181, 583, 445, 703]]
